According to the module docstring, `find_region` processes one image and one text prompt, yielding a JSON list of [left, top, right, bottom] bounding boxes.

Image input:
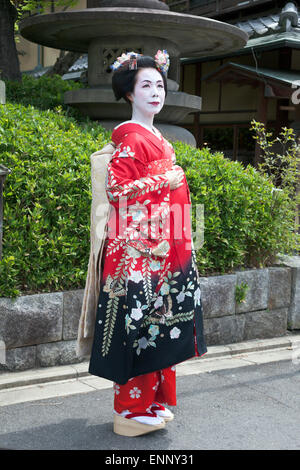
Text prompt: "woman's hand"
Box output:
[[165, 168, 185, 190]]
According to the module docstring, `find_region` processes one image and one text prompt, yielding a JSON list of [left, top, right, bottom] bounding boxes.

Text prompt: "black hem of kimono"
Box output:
[[88, 301, 207, 385], [88, 344, 207, 386]]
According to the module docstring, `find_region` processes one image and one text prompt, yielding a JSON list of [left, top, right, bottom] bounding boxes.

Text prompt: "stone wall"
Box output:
[[0, 258, 299, 372], [201, 266, 291, 346]]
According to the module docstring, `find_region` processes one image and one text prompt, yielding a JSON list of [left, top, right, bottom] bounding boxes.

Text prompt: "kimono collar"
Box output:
[[112, 122, 164, 153]]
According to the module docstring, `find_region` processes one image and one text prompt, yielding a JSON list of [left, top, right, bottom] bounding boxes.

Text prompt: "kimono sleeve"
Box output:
[[106, 134, 171, 258]]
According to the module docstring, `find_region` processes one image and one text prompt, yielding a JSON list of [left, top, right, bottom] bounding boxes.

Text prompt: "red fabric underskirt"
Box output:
[[113, 366, 176, 414]]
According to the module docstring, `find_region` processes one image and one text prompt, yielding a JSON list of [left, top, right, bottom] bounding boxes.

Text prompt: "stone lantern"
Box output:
[[19, 0, 248, 145]]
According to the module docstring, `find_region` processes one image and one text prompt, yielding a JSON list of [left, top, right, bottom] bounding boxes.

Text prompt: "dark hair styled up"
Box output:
[[111, 55, 168, 105]]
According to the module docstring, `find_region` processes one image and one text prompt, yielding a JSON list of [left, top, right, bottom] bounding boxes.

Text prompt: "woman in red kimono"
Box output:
[[88, 50, 207, 436]]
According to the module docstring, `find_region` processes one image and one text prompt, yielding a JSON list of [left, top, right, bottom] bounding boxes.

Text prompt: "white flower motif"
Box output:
[[138, 337, 148, 349], [154, 296, 163, 309], [176, 291, 185, 304], [194, 286, 201, 306], [119, 145, 135, 158], [131, 305, 143, 321], [149, 260, 161, 272], [148, 324, 159, 338], [135, 336, 149, 355], [114, 384, 120, 395], [128, 270, 143, 284], [129, 387, 142, 399], [170, 326, 181, 339]]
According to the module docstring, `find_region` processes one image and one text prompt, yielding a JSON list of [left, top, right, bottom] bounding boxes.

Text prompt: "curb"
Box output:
[[0, 333, 300, 392]]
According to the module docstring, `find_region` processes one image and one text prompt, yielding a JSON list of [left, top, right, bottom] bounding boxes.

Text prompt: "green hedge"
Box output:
[[0, 102, 111, 297], [0, 75, 298, 297], [175, 141, 298, 275], [6, 74, 84, 120]]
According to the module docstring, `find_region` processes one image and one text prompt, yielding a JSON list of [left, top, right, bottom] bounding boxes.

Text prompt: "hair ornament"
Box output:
[[111, 51, 142, 71], [154, 50, 170, 75], [110, 49, 170, 75]]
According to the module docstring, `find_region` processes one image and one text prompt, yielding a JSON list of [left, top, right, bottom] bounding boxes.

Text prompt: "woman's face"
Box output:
[[127, 67, 166, 117]]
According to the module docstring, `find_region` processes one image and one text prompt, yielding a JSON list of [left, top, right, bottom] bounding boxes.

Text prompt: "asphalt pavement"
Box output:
[[0, 335, 299, 451]]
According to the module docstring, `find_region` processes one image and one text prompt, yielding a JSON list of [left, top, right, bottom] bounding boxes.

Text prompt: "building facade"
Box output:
[[173, 0, 300, 165]]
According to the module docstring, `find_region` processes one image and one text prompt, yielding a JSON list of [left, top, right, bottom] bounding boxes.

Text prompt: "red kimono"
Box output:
[[88, 122, 206, 385]]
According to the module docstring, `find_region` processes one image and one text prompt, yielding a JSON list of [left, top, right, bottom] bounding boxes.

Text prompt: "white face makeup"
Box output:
[[127, 67, 166, 119]]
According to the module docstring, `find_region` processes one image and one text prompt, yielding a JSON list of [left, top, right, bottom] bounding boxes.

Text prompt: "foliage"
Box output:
[[235, 281, 249, 304], [12, 0, 79, 35], [0, 102, 111, 298], [16, 0, 78, 14], [6, 73, 84, 120], [250, 119, 300, 200], [174, 139, 299, 276], [250, 119, 300, 261]]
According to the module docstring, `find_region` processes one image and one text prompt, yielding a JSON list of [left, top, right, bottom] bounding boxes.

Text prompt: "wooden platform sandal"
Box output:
[[113, 410, 166, 437]]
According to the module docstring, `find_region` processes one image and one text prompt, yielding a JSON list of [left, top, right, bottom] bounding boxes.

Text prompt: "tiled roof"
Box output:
[[25, 55, 88, 79], [68, 55, 88, 72], [232, 2, 300, 39], [234, 14, 281, 38]]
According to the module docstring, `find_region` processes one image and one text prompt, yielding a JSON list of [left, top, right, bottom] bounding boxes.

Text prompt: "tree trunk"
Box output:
[[44, 50, 81, 77], [0, 0, 21, 82]]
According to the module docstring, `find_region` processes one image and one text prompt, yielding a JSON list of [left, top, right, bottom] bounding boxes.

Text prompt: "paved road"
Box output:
[[0, 359, 299, 451]]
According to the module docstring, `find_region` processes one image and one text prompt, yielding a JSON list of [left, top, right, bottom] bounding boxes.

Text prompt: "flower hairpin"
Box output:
[[110, 49, 170, 75], [110, 52, 142, 71], [154, 50, 170, 75]]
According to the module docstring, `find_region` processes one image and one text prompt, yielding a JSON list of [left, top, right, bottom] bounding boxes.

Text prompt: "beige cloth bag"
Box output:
[[76, 142, 115, 358]]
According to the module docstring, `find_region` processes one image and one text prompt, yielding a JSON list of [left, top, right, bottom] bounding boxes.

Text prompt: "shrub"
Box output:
[[6, 74, 84, 120], [250, 120, 300, 198], [174, 140, 299, 276], [0, 102, 111, 297]]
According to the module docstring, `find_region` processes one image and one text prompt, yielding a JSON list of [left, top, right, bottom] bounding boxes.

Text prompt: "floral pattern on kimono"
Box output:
[[88, 122, 207, 385], [114, 366, 177, 413]]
